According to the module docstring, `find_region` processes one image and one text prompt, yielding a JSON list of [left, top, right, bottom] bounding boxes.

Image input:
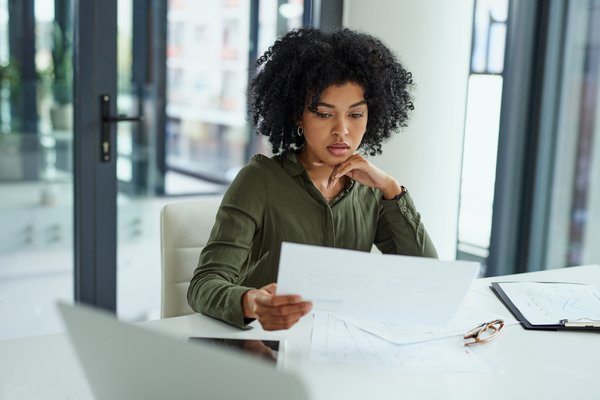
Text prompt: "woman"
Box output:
[[187, 28, 438, 331]]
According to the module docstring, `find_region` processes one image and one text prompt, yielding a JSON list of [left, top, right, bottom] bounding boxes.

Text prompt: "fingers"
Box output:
[[247, 283, 312, 330], [327, 154, 366, 189], [328, 154, 392, 190], [261, 282, 277, 295], [241, 283, 278, 319], [259, 305, 313, 330], [254, 294, 313, 331], [314, 154, 388, 191], [255, 292, 301, 307], [259, 309, 311, 331]]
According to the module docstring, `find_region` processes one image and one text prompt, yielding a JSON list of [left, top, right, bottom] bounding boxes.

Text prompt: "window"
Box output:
[[543, 0, 600, 268], [477, 0, 600, 275], [163, 0, 305, 194], [457, 0, 509, 266]]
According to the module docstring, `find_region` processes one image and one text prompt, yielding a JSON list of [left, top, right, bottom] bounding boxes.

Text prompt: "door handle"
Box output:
[[100, 94, 143, 162]]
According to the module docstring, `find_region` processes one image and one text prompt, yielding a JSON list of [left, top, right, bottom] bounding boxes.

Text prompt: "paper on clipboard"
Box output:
[[276, 242, 479, 326], [492, 281, 600, 326]]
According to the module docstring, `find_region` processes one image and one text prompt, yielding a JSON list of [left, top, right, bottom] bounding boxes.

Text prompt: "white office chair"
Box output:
[[160, 196, 222, 318]]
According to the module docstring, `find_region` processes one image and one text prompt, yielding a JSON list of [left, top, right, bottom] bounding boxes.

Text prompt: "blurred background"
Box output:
[[1, 0, 599, 340]]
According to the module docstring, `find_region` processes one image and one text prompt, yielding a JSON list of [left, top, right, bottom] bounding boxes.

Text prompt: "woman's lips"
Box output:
[[327, 143, 350, 156]]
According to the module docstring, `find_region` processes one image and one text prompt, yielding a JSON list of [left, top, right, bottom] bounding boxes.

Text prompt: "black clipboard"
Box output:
[[490, 281, 600, 331]]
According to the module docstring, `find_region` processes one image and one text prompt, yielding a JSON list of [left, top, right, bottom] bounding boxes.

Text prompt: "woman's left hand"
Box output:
[[326, 154, 402, 199]]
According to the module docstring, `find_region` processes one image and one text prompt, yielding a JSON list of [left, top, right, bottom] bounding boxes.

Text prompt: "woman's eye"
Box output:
[[349, 112, 364, 118], [315, 111, 333, 119]]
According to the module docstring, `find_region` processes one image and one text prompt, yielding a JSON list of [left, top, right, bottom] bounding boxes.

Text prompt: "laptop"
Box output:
[[58, 302, 309, 400]]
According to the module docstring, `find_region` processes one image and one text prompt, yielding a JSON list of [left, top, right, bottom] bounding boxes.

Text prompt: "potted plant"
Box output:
[[0, 57, 22, 133], [0, 58, 24, 180], [49, 20, 73, 131]]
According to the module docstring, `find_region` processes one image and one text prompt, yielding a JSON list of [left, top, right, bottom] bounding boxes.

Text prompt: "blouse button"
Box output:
[[401, 206, 408, 213]]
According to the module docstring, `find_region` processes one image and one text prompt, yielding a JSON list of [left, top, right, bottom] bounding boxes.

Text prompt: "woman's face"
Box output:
[[299, 82, 368, 166]]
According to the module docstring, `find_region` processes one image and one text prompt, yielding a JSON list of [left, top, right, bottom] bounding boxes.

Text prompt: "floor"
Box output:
[[0, 171, 225, 341]]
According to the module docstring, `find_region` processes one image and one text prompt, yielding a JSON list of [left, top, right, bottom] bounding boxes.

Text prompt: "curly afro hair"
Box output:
[[248, 27, 414, 156]]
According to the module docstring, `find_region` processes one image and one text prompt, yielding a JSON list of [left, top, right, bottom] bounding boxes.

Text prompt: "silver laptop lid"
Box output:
[[58, 302, 309, 400]]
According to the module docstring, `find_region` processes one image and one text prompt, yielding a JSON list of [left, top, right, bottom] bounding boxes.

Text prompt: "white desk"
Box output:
[[1, 265, 599, 400]]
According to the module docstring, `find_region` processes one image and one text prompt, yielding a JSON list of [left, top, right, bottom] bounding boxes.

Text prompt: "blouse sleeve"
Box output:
[[373, 190, 438, 258], [187, 162, 266, 328]]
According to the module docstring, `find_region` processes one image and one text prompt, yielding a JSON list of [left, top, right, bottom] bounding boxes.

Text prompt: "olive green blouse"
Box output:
[[187, 153, 438, 328]]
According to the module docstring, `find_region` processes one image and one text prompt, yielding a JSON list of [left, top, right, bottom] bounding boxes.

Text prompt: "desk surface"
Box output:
[[2, 265, 599, 400]]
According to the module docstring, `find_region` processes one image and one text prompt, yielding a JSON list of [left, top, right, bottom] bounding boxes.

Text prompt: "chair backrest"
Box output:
[[160, 197, 222, 318]]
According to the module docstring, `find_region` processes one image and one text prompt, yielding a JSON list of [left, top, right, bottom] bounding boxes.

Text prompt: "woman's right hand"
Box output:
[[242, 283, 313, 331]]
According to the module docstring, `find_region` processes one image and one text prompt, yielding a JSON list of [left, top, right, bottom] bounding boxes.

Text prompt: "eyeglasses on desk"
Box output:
[[463, 319, 505, 346]]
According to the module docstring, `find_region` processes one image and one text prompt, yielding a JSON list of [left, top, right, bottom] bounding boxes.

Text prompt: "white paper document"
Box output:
[[310, 313, 495, 373], [340, 305, 518, 345], [345, 321, 495, 373], [310, 313, 363, 364], [277, 242, 479, 326], [495, 281, 600, 325]]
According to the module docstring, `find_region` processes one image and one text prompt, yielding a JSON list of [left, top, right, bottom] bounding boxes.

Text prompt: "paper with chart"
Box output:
[[345, 320, 495, 373], [277, 242, 479, 326], [338, 305, 518, 345], [310, 313, 495, 372], [496, 282, 600, 325], [310, 313, 363, 364]]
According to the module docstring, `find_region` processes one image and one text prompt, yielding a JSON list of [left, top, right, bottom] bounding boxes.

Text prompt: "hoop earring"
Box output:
[[297, 126, 304, 136]]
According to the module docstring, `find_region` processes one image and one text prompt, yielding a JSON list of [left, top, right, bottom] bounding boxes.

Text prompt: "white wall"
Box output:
[[344, 0, 474, 259]]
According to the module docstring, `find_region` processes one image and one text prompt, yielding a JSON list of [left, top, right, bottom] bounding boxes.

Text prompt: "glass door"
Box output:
[[114, 0, 306, 322], [163, 0, 303, 194], [0, 0, 311, 337], [0, 0, 74, 340], [164, 0, 251, 188]]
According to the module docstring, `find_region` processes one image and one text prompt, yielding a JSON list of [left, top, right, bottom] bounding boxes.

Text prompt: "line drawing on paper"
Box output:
[[525, 285, 600, 319]]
